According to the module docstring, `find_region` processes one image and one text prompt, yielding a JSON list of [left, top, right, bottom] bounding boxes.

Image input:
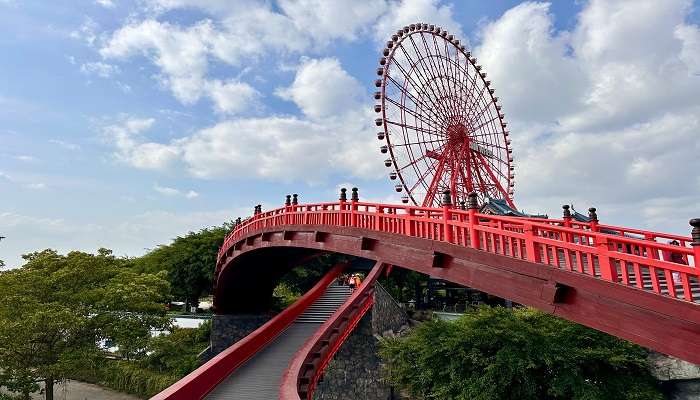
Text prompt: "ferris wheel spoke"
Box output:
[[439, 37, 463, 120], [482, 153, 510, 182], [397, 152, 431, 172], [385, 72, 448, 127], [401, 39, 454, 121], [422, 152, 448, 207], [392, 139, 445, 148], [465, 84, 489, 124], [409, 157, 440, 193], [470, 114, 502, 133], [466, 95, 498, 128], [418, 34, 458, 120], [474, 151, 514, 207], [386, 119, 443, 136], [393, 45, 443, 115], [384, 95, 445, 134]]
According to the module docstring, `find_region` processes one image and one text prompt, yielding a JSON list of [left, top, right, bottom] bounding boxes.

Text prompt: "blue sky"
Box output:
[[2, 0, 700, 268]]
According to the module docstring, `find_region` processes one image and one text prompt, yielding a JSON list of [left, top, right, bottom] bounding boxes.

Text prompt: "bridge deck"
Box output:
[[206, 284, 352, 399]]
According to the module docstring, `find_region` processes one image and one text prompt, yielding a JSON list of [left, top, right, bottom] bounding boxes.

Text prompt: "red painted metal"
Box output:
[[280, 261, 384, 400], [376, 23, 514, 207], [150, 263, 346, 400], [219, 201, 699, 304]]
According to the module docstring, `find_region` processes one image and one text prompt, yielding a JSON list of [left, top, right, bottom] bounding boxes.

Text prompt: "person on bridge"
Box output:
[[348, 274, 356, 292], [668, 240, 686, 284]]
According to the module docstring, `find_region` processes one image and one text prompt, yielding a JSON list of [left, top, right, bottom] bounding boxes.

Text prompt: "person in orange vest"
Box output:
[[354, 274, 362, 288], [348, 274, 356, 292]]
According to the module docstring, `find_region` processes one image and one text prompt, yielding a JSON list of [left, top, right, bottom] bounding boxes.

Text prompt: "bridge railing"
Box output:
[[219, 199, 699, 304], [151, 264, 346, 400], [280, 261, 384, 400]]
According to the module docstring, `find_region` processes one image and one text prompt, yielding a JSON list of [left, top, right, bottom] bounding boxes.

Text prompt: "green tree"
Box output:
[[380, 306, 663, 400], [131, 224, 231, 308], [0, 249, 170, 400], [143, 321, 211, 376]]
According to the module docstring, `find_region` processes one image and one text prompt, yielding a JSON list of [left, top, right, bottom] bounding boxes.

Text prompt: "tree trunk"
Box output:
[[44, 377, 53, 400]]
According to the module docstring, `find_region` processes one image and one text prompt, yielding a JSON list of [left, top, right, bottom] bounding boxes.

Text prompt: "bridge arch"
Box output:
[[214, 221, 700, 365]]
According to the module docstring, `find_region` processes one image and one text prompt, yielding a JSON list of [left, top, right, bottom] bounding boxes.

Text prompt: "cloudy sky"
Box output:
[[1, 0, 699, 268]]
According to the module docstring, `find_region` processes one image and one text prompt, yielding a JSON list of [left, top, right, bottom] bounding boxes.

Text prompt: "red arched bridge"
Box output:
[[151, 21, 700, 400], [153, 191, 700, 400]]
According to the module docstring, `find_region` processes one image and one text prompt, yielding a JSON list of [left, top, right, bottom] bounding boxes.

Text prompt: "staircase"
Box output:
[[205, 283, 352, 399], [296, 284, 353, 323]]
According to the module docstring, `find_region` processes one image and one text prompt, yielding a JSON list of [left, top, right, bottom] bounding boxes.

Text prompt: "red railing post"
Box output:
[[562, 205, 572, 243], [644, 233, 659, 259], [594, 234, 617, 282], [339, 188, 347, 226], [690, 219, 700, 267], [284, 195, 291, 225], [467, 192, 480, 249], [442, 189, 453, 243], [406, 207, 415, 236], [291, 194, 298, 224], [376, 206, 383, 231], [351, 187, 359, 227], [524, 222, 541, 263], [588, 207, 599, 233]]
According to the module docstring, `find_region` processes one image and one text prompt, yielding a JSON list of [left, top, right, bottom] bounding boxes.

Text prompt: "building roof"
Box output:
[[480, 198, 548, 218]]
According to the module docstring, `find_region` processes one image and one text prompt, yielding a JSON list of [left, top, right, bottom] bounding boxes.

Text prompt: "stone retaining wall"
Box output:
[[210, 314, 270, 355], [313, 283, 408, 400]]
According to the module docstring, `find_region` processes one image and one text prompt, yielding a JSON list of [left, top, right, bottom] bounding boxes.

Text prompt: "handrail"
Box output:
[[218, 201, 700, 304], [280, 261, 384, 400], [150, 264, 346, 400]]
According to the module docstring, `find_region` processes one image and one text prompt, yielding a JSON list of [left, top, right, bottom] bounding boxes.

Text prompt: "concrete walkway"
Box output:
[[2, 380, 140, 400]]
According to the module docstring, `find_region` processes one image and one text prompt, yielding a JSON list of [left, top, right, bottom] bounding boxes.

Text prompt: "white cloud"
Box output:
[[24, 183, 47, 190], [70, 17, 99, 47], [102, 116, 180, 170], [153, 183, 199, 199], [153, 183, 180, 196], [99, 0, 448, 114], [15, 155, 36, 162], [279, 0, 388, 44], [95, 0, 115, 8], [675, 23, 700, 75], [476, 2, 585, 125], [275, 57, 364, 120], [205, 79, 260, 115], [100, 57, 383, 183], [472, 0, 700, 232], [374, 0, 465, 44], [80, 61, 120, 78], [49, 139, 81, 151], [101, 20, 211, 104]]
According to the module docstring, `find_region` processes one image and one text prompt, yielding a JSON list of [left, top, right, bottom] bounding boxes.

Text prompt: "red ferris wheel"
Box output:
[[374, 22, 515, 208]]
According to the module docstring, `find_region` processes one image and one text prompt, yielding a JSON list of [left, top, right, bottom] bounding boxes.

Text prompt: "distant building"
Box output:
[[479, 197, 548, 219]]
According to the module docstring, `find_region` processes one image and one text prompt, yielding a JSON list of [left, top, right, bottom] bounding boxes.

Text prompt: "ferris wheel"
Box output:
[[374, 23, 515, 208]]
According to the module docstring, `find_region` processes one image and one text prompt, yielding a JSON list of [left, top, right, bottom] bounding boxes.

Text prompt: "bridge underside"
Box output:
[[214, 247, 323, 314], [214, 224, 700, 365]]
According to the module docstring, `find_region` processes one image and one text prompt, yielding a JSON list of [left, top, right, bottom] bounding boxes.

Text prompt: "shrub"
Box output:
[[380, 306, 663, 400]]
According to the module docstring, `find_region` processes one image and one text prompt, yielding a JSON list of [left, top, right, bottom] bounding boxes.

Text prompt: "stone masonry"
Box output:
[[313, 283, 408, 400], [210, 314, 270, 355], [648, 352, 700, 400]]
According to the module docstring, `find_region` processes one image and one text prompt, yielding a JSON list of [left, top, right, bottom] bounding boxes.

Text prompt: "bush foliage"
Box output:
[[380, 306, 663, 400]]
